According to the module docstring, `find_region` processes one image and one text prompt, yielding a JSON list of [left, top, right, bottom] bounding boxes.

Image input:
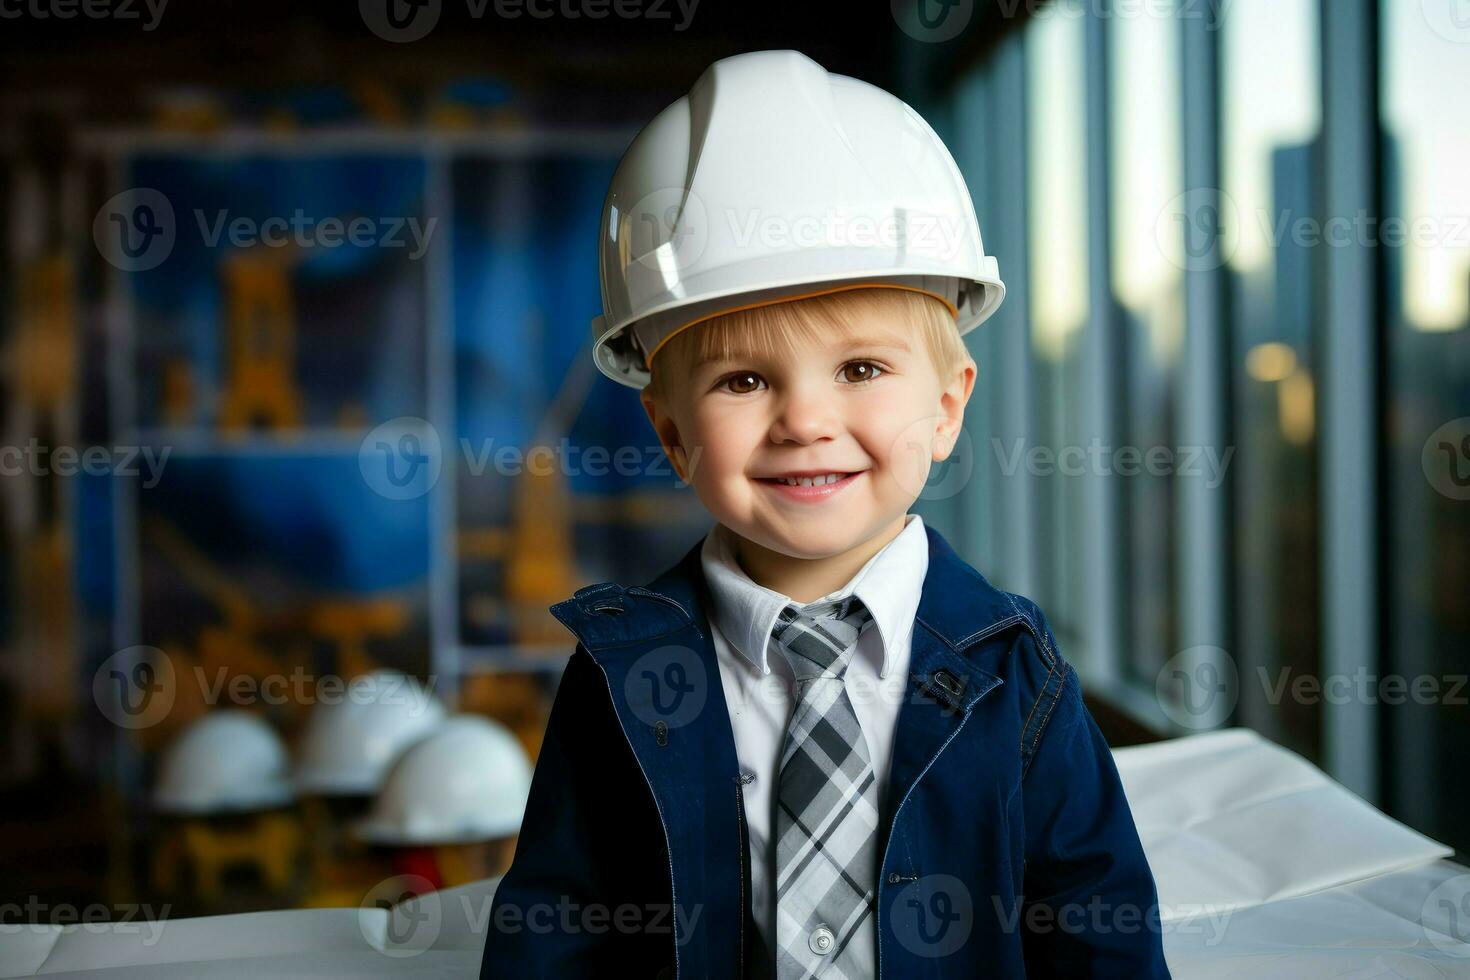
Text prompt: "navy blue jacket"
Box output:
[[479, 522, 1171, 978]]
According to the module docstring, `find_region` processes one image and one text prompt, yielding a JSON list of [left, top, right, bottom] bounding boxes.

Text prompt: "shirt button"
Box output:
[[809, 924, 835, 955]]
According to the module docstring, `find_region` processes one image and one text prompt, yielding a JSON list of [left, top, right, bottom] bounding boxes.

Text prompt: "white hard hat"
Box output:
[[293, 671, 447, 796], [592, 48, 1006, 390], [154, 710, 294, 814], [354, 715, 533, 845]]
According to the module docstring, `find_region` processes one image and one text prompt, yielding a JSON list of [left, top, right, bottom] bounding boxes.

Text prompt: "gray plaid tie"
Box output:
[[770, 594, 878, 979]]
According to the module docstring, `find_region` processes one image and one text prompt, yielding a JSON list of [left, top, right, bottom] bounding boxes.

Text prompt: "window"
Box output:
[[1026, 0, 1090, 641], [1220, 0, 1323, 760], [1108, 1, 1185, 685], [1380, 0, 1470, 856]]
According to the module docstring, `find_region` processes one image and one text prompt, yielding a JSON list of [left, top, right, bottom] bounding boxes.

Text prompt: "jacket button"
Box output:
[[887, 872, 901, 884], [809, 924, 835, 955]]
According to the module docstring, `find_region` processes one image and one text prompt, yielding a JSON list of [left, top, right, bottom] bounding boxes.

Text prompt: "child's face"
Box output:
[[641, 311, 975, 561]]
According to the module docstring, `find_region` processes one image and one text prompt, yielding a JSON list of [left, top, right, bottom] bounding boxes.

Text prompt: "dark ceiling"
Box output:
[[0, 0, 1026, 128]]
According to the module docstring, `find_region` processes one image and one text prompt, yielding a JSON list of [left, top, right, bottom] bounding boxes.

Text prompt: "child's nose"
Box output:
[[769, 388, 843, 444]]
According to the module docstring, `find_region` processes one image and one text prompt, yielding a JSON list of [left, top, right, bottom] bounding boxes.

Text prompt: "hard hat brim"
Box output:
[[593, 264, 1004, 390]]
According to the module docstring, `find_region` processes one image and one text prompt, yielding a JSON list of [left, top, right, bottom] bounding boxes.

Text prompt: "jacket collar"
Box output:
[[639, 519, 1028, 658]]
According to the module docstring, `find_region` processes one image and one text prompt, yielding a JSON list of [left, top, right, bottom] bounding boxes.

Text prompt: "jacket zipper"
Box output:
[[595, 660, 680, 979]]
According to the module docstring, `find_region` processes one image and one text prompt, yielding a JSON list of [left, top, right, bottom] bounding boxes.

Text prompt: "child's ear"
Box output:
[[641, 390, 689, 482], [935, 357, 977, 454]]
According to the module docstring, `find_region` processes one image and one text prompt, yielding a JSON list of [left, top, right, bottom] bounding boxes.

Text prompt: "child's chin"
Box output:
[[758, 520, 879, 558]]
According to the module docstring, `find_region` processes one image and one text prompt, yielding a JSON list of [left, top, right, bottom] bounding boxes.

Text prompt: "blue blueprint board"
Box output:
[[140, 453, 431, 593], [119, 154, 434, 595], [451, 152, 668, 512], [126, 154, 431, 430]]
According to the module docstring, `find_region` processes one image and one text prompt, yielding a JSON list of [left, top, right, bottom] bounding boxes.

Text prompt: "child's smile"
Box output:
[[752, 468, 866, 500]]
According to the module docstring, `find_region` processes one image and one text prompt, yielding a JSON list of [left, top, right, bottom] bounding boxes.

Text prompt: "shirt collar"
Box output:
[[699, 513, 929, 678]]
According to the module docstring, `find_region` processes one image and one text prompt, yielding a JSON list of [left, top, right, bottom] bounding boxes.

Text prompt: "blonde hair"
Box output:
[[644, 286, 971, 405]]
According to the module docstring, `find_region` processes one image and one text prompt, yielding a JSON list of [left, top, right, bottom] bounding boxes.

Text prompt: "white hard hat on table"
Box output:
[[591, 48, 1006, 390], [354, 714, 533, 845], [293, 670, 447, 796], [154, 710, 294, 814]]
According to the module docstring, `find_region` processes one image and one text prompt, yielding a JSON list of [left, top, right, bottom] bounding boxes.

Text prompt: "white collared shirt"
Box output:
[[699, 512, 929, 963]]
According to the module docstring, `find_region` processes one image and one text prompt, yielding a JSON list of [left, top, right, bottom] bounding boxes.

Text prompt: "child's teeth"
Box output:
[[781, 473, 844, 486]]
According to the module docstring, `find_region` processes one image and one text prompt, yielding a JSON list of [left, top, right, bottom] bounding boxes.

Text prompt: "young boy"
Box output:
[[480, 50, 1169, 979]]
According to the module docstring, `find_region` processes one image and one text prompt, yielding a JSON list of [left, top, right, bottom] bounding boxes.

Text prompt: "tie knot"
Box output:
[[771, 594, 873, 682]]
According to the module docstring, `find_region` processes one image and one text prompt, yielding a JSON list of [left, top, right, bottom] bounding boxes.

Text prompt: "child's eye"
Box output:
[[714, 362, 883, 394], [840, 360, 885, 384], [718, 371, 766, 395]]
